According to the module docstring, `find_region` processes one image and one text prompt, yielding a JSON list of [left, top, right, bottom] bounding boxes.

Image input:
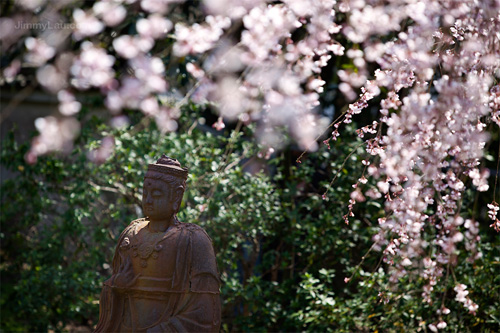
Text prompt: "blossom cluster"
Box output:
[[333, 1, 499, 325]]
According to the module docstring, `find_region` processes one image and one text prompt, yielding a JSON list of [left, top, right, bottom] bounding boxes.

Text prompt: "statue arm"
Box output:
[[95, 220, 140, 332]]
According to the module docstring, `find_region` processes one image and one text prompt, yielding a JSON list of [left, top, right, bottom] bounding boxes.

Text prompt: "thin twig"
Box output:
[[323, 140, 366, 197], [345, 242, 378, 284], [494, 142, 500, 202], [295, 111, 346, 163]]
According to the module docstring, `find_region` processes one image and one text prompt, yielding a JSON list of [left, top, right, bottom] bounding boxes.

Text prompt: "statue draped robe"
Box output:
[[95, 219, 221, 332]]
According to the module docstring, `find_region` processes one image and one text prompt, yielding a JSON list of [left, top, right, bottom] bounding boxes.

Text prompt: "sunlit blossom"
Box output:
[[173, 16, 231, 56], [93, 1, 127, 27], [25, 37, 55, 66], [140, 0, 171, 14], [137, 14, 172, 39], [87, 136, 115, 164], [71, 42, 115, 89], [72, 9, 104, 40], [57, 90, 81, 116], [26, 116, 80, 163]]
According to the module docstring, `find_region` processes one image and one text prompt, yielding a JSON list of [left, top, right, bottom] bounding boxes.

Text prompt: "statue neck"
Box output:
[[148, 216, 177, 233]]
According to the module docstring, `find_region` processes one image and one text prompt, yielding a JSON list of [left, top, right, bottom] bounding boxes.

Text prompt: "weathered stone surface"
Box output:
[[95, 156, 221, 332]]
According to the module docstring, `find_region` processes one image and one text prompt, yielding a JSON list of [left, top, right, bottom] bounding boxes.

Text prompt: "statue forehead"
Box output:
[[143, 177, 172, 188], [144, 171, 181, 184]]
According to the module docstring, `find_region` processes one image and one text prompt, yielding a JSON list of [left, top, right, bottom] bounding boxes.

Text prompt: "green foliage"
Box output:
[[1, 109, 498, 331]]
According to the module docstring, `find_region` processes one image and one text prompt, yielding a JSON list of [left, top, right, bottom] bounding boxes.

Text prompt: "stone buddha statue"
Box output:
[[95, 156, 221, 332]]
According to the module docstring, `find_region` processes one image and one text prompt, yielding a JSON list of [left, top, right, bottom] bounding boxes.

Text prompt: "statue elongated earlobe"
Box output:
[[173, 186, 184, 213]]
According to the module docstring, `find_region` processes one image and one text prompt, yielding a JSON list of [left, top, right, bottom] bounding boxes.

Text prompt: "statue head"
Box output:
[[143, 155, 188, 221]]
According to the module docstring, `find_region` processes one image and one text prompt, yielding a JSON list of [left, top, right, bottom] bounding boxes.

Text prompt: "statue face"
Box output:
[[142, 178, 176, 221]]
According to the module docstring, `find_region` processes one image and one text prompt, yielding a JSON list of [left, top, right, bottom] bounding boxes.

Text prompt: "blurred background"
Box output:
[[1, 0, 499, 331], [2, 92, 499, 332]]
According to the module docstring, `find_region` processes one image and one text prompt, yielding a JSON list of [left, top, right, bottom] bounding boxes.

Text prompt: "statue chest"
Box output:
[[119, 229, 179, 279]]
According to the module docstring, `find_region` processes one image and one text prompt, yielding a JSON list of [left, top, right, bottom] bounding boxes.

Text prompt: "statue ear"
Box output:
[[173, 186, 184, 212]]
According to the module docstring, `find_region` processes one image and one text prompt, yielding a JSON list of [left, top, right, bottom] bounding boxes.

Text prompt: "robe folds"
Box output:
[[95, 219, 221, 332]]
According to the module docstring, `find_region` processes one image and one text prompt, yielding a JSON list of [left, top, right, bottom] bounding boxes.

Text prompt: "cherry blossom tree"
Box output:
[[1, 0, 499, 329]]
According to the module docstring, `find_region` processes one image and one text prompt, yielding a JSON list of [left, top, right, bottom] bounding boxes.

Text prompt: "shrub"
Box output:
[[1, 106, 498, 331]]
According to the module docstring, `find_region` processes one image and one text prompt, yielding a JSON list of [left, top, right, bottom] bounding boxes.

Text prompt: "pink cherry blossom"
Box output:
[[87, 136, 115, 164], [113, 35, 154, 59], [173, 16, 231, 56], [57, 90, 81, 116], [137, 15, 173, 39], [25, 37, 55, 66], [93, 1, 127, 27], [140, 0, 170, 15], [2, 59, 21, 82], [71, 42, 115, 89], [26, 116, 80, 163], [213, 117, 225, 131], [72, 9, 104, 40]]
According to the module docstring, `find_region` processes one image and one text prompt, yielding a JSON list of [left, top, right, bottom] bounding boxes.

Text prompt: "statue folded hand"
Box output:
[[113, 259, 140, 289]]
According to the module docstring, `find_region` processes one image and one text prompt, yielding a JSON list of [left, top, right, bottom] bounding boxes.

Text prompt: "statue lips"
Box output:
[[144, 205, 154, 212]]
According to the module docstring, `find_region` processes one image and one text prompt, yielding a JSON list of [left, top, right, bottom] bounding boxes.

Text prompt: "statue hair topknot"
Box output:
[[146, 155, 188, 180]]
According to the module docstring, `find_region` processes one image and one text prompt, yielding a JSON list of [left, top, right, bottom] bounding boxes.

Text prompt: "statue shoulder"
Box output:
[[179, 223, 217, 260], [119, 218, 148, 240], [179, 222, 205, 231], [179, 222, 213, 242]]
